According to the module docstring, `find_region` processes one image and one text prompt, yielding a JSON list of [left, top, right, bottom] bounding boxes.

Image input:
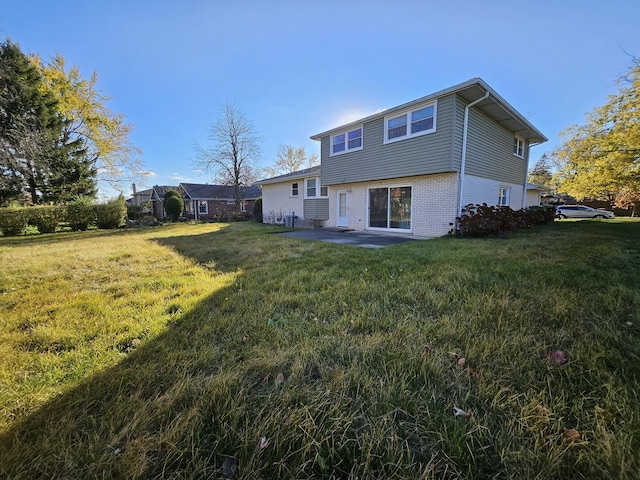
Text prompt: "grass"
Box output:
[[0, 219, 639, 479]]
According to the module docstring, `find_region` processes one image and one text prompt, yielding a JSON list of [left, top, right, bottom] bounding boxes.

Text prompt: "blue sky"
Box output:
[[2, 0, 639, 198]]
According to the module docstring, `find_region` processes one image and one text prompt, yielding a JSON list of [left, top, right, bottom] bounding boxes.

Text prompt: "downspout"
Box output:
[[458, 91, 490, 218]]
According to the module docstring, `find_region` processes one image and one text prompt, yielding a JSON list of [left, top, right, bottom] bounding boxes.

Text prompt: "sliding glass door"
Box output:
[[368, 186, 411, 230]]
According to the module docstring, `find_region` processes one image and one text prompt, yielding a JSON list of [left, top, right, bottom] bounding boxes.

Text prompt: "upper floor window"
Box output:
[[384, 102, 436, 144], [330, 126, 363, 156], [498, 187, 510, 206], [513, 136, 524, 158], [291, 182, 299, 197]]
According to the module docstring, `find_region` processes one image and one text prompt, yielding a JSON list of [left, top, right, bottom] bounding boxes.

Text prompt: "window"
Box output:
[[498, 187, 510, 206], [513, 136, 524, 158], [198, 201, 208, 214], [385, 102, 436, 143], [320, 186, 328, 197], [240, 201, 247, 213], [330, 126, 363, 155], [368, 186, 412, 230], [306, 178, 317, 197], [291, 182, 299, 197]]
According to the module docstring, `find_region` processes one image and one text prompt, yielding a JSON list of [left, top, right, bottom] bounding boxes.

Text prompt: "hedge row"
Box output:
[[451, 204, 556, 237], [0, 197, 127, 236]]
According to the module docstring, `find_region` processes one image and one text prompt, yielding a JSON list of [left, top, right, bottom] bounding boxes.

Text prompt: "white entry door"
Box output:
[[337, 191, 348, 227]]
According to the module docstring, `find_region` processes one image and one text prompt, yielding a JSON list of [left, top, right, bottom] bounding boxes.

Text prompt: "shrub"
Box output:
[[0, 206, 28, 236], [30, 205, 66, 233], [67, 196, 96, 231], [451, 203, 556, 237], [163, 190, 184, 222], [95, 196, 126, 229], [253, 197, 263, 223]]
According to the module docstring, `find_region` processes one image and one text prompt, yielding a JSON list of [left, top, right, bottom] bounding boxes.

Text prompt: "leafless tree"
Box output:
[[263, 145, 319, 178], [193, 102, 262, 206]]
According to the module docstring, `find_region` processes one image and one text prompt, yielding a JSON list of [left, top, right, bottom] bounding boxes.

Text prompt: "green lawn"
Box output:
[[1, 220, 639, 479]]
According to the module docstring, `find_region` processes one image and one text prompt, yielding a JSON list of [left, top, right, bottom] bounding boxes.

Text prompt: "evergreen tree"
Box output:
[[0, 39, 62, 203]]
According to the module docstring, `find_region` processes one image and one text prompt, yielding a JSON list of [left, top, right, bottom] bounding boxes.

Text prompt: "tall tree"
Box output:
[[193, 102, 262, 206], [263, 144, 319, 178], [553, 60, 640, 214], [33, 53, 143, 192], [0, 39, 62, 203], [527, 154, 553, 188]]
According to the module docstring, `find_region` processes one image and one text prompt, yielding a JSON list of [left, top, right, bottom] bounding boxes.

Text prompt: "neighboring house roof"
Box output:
[[526, 183, 551, 192], [180, 183, 261, 200], [310, 77, 548, 145], [150, 185, 180, 199], [255, 165, 321, 185]]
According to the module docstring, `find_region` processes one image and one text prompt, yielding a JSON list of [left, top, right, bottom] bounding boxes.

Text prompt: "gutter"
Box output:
[[458, 91, 490, 218]]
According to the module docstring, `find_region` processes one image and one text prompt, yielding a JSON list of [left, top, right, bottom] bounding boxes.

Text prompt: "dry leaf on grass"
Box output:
[[467, 366, 482, 377], [457, 357, 466, 367], [259, 436, 270, 450], [448, 351, 459, 360], [275, 372, 285, 386], [453, 406, 472, 417], [563, 428, 581, 443], [545, 350, 566, 364]]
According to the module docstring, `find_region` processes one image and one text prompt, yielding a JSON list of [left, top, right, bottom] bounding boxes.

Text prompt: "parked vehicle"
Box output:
[[556, 205, 615, 219]]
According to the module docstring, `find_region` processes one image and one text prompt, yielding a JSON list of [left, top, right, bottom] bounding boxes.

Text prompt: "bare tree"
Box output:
[[193, 102, 262, 206], [263, 144, 319, 178]]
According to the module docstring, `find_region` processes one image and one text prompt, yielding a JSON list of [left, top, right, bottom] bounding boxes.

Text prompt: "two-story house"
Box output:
[[258, 78, 547, 237]]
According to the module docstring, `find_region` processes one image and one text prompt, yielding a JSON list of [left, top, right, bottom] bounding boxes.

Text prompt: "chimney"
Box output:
[[132, 183, 137, 194]]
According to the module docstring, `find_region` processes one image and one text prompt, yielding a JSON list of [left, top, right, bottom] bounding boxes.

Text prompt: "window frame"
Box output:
[[330, 125, 363, 156], [291, 182, 299, 198], [384, 101, 437, 144], [240, 201, 247, 213], [366, 184, 413, 231], [305, 178, 317, 198], [198, 200, 208, 215], [498, 187, 510, 206], [513, 136, 525, 158]]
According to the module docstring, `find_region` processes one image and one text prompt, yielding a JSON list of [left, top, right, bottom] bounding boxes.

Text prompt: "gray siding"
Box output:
[[303, 198, 329, 220], [464, 107, 528, 185], [321, 94, 457, 186]]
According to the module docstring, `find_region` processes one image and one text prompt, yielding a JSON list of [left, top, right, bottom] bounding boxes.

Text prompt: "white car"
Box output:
[[556, 205, 615, 219]]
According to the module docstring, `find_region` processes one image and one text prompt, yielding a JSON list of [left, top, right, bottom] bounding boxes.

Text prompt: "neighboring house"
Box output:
[[146, 183, 261, 220], [255, 166, 327, 226], [258, 77, 547, 237], [525, 183, 550, 207], [180, 183, 261, 220], [127, 183, 152, 213]]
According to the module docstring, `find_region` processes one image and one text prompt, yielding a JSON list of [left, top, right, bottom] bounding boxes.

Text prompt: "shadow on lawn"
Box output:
[[0, 226, 276, 478]]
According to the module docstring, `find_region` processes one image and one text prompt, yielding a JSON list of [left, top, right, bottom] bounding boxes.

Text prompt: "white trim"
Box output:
[[198, 200, 208, 215], [366, 184, 413, 232], [383, 101, 437, 145], [330, 125, 363, 156], [304, 178, 318, 199], [498, 186, 510, 206], [513, 135, 525, 158]]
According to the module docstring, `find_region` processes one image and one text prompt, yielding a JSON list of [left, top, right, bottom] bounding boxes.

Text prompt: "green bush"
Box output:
[[163, 190, 184, 222], [451, 203, 556, 237], [0, 206, 28, 236], [67, 196, 96, 231], [30, 205, 66, 233], [253, 197, 263, 222], [95, 196, 126, 229]]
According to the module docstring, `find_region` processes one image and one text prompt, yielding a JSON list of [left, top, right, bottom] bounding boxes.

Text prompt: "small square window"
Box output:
[[320, 186, 328, 197]]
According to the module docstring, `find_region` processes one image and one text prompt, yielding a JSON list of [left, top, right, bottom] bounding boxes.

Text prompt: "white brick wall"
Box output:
[[261, 183, 304, 224], [326, 173, 459, 237], [462, 174, 525, 210]]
